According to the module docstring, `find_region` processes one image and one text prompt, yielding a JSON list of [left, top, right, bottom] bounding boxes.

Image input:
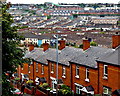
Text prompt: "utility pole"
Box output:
[[56, 34, 59, 96]]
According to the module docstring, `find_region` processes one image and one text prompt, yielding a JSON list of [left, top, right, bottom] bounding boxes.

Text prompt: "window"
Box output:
[[104, 65, 108, 79], [85, 68, 89, 82], [103, 86, 112, 95], [76, 65, 79, 78], [86, 68, 89, 79], [62, 66, 66, 78], [51, 63, 54, 73], [52, 79, 57, 89], [76, 85, 83, 94], [21, 65, 23, 70], [30, 60, 33, 64], [36, 63, 38, 72], [28, 64, 30, 73], [41, 65, 44, 74]]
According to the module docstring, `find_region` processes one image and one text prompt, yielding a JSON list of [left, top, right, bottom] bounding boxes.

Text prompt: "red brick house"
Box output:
[[17, 33, 120, 96], [47, 46, 83, 90], [96, 33, 120, 95]]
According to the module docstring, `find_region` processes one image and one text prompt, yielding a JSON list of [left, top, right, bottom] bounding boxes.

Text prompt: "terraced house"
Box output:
[[17, 33, 120, 96]]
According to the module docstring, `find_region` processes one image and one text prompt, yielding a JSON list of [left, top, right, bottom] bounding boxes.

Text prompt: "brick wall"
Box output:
[[98, 62, 120, 94], [71, 63, 99, 94], [48, 61, 71, 87]]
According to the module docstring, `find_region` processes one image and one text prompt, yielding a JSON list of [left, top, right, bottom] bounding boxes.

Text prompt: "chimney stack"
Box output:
[[42, 43, 49, 51], [59, 40, 66, 50], [112, 32, 120, 49], [28, 44, 34, 51], [83, 37, 90, 51]]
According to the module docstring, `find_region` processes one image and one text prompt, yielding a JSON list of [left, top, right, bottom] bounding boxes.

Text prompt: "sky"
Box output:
[[6, 0, 120, 4]]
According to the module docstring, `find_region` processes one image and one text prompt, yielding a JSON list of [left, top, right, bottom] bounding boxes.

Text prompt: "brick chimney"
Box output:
[[59, 40, 65, 50], [83, 37, 90, 51], [28, 44, 34, 51], [112, 32, 120, 49], [42, 43, 49, 51]]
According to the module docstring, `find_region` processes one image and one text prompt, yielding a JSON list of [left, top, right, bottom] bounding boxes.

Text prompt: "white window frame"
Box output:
[[30, 60, 33, 64], [75, 83, 83, 94], [75, 65, 79, 78], [41, 65, 44, 74], [85, 68, 89, 82], [28, 65, 30, 73], [36, 62, 38, 72], [51, 63, 54, 73], [62, 66, 66, 78], [21, 65, 23, 70], [103, 65, 108, 79], [103, 87, 108, 94]]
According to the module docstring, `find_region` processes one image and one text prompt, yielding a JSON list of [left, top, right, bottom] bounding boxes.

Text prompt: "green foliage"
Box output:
[[42, 83, 49, 88], [39, 83, 49, 89], [59, 85, 73, 96], [2, 3, 25, 96], [26, 80, 33, 84], [79, 44, 83, 48], [47, 15, 51, 19], [14, 77, 20, 81], [99, 32, 105, 34], [90, 41, 98, 46]]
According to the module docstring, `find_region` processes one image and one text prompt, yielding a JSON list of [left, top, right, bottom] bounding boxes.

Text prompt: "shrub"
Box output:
[[26, 80, 33, 84], [14, 77, 20, 81], [90, 41, 98, 46]]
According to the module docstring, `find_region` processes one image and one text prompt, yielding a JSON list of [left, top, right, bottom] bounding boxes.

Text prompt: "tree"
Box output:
[[2, 3, 25, 96]]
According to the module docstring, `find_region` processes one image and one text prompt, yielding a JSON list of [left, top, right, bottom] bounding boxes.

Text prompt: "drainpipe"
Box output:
[[98, 62, 100, 94]]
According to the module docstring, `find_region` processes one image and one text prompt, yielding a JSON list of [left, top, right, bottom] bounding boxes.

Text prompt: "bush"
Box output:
[[58, 85, 73, 96], [90, 41, 98, 46], [14, 77, 20, 81], [42, 83, 49, 88], [39, 83, 49, 89], [78, 44, 83, 48], [26, 80, 33, 84]]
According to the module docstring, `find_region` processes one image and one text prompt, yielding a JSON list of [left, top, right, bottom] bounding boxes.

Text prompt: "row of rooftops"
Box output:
[[24, 33, 120, 68]]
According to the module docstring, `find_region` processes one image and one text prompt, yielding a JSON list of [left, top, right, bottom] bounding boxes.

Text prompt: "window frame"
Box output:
[[62, 66, 66, 78], [36, 62, 38, 72], [51, 63, 54, 73], [104, 65, 108, 78], [41, 65, 44, 74], [75, 65, 79, 78], [85, 68, 90, 82], [28, 64, 30, 73], [86, 68, 89, 79]]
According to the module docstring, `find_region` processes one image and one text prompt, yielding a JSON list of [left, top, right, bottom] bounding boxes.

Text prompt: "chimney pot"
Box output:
[[83, 38, 90, 51], [59, 40, 65, 50], [42, 43, 49, 51], [28, 44, 34, 51]]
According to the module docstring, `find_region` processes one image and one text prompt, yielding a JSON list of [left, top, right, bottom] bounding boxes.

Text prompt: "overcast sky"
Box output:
[[6, 0, 120, 4]]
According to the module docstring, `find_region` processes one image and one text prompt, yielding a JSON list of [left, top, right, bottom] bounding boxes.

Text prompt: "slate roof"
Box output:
[[48, 47, 84, 66], [35, 48, 61, 65], [97, 46, 120, 66], [24, 48, 44, 60], [70, 46, 113, 68]]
